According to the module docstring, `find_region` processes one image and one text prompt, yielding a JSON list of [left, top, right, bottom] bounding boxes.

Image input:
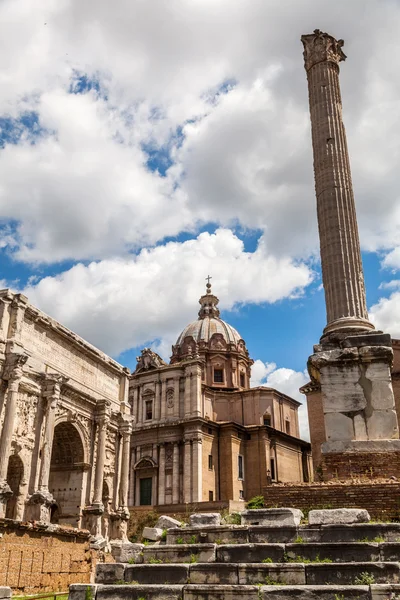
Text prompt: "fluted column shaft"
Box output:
[[158, 444, 165, 505], [118, 419, 132, 510], [38, 376, 67, 491], [92, 401, 110, 506], [183, 439, 192, 503], [302, 30, 374, 335], [0, 355, 27, 482]]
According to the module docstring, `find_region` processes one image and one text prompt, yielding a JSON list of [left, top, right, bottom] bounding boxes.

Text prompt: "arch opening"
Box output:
[[49, 422, 85, 527]]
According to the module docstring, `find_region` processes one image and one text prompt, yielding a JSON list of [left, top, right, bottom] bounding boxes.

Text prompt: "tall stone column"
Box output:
[[118, 416, 133, 512], [27, 374, 68, 522], [301, 30, 400, 478], [301, 29, 374, 336], [172, 442, 180, 504], [109, 414, 134, 543], [0, 353, 28, 518], [84, 399, 110, 538]]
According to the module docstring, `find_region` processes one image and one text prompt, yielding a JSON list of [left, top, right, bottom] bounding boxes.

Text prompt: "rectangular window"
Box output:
[[285, 420, 290, 435], [209, 490, 214, 501], [264, 416, 271, 427], [270, 458, 276, 481], [214, 368, 223, 383], [240, 373, 245, 387], [208, 454, 213, 470], [238, 454, 244, 480], [145, 399, 153, 420], [239, 490, 244, 500]]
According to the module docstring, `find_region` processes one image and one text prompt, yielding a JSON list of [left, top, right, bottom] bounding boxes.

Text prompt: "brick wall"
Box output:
[[262, 481, 400, 520], [0, 520, 104, 594], [322, 450, 400, 480]]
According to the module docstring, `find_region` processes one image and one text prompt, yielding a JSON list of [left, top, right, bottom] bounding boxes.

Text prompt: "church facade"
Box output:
[[0, 282, 311, 540], [128, 282, 312, 507]]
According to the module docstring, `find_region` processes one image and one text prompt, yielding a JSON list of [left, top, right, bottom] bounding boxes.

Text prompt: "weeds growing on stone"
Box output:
[[354, 572, 376, 585], [284, 553, 332, 564], [161, 529, 167, 541], [294, 536, 304, 543], [262, 557, 273, 563], [149, 557, 163, 564], [176, 537, 184, 544], [263, 575, 284, 586]]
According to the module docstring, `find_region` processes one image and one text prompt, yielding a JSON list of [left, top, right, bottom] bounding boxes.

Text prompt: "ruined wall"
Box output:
[[262, 481, 400, 521], [0, 520, 107, 594]]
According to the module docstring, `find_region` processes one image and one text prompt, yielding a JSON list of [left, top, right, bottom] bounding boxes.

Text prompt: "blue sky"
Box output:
[[1, 0, 400, 439]]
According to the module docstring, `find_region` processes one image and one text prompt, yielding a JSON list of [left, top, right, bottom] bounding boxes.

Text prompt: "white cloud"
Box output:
[[22, 228, 313, 356], [251, 359, 310, 440], [1, 0, 400, 264], [370, 292, 400, 339]]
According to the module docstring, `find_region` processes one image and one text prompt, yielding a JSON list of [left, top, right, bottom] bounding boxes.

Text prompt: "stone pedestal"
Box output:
[[26, 490, 55, 523]]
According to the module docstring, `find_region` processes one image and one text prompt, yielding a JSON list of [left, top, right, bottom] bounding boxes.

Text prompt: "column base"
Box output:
[[322, 317, 375, 337], [0, 480, 12, 519], [109, 508, 130, 542], [322, 439, 400, 480], [26, 490, 55, 523], [82, 504, 104, 537]]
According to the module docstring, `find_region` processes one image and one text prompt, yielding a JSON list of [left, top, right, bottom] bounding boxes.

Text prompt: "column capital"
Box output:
[[118, 414, 134, 436], [4, 353, 28, 383], [41, 373, 69, 402], [96, 398, 111, 423], [301, 29, 346, 71]]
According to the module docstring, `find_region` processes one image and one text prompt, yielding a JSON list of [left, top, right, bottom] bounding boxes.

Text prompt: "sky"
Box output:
[[1, 0, 400, 440]]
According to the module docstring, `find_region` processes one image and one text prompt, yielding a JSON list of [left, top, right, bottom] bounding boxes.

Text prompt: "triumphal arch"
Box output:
[[0, 289, 132, 544]]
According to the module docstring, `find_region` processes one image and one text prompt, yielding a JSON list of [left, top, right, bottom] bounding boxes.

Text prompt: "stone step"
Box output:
[[97, 561, 400, 586], [285, 542, 382, 563], [305, 562, 400, 585], [142, 543, 216, 564], [82, 583, 373, 600], [165, 522, 400, 545]]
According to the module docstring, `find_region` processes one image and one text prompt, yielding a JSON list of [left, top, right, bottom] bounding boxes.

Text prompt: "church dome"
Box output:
[[175, 312, 242, 347], [170, 281, 249, 365]]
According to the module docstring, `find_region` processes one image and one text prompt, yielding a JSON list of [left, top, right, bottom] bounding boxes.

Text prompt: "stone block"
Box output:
[[189, 513, 221, 527], [319, 523, 400, 543], [249, 526, 298, 543], [156, 516, 182, 530], [308, 508, 370, 525], [110, 541, 144, 563], [183, 584, 260, 599], [324, 412, 355, 441], [259, 585, 369, 599], [216, 543, 285, 563], [142, 527, 163, 541], [285, 542, 380, 563], [142, 543, 216, 564], [96, 584, 183, 600], [366, 409, 399, 439], [0, 588, 11, 600], [124, 564, 189, 584], [189, 563, 238, 584], [69, 584, 98, 600], [370, 584, 400, 600], [379, 542, 400, 561], [305, 562, 400, 585], [166, 526, 248, 545], [238, 564, 305, 585], [95, 563, 125, 584], [241, 508, 303, 527]]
